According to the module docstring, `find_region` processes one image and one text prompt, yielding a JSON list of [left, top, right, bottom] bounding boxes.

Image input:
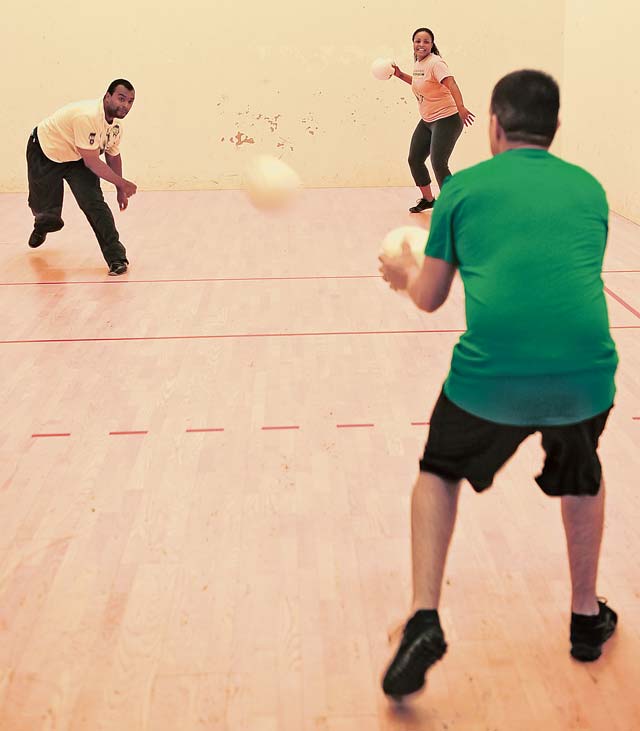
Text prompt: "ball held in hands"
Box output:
[[379, 226, 429, 295], [380, 226, 428, 265], [371, 58, 395, 80]]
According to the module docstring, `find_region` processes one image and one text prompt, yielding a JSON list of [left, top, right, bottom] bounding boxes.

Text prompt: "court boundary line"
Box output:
[[2, 324, 640, 346], [603, 286, 640, 319], [0, 274, 380, 287], [0, 328, 467, 345], [1, 270, 639, 287]]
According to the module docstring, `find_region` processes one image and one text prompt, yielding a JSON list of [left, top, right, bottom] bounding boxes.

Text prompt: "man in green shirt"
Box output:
[[379, 70, 618, 701]]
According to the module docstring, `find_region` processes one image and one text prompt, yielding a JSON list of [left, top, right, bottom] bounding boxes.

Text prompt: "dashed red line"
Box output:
[[261, 425, 300, 431], [109, 430, 148, 436], [31, 433, 71, 438], [185, 427, 225, 433], [23, 417, 640, 438]]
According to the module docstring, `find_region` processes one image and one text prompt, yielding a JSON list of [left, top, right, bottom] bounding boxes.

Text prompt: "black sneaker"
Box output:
[[409, 198, 436, 213], [382, 609, 447, 700], [28, 229, 48, 248], [28, 218, 64, 248], [108, 260, 128, 276], [570, 600, 617, 662]]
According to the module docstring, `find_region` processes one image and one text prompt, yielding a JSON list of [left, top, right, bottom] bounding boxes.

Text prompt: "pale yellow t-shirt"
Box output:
[[412, 54, 458, 123], [37, 99, 123, 163]]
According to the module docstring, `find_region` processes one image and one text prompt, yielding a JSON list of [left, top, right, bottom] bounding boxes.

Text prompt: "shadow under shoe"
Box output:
[[570, 600, 618, 662], [382, 609, 447, 700]]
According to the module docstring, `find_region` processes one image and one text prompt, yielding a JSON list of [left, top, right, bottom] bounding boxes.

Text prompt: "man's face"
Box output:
[[104, 86, 135, 120]]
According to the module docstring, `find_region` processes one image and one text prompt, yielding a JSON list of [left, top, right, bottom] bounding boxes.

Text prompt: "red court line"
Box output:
[[604, 286, 640, 319], [261, 425, 300, 431], [186, 428, 225, 433], [31, 433, 71, 438], [0, 274, 379, 287], [0, 328, 467, 345], [109, 430, 148, 436], [4, 325, 640, 347], [2, 270, 639, 287], [21, 417, 640, 439]]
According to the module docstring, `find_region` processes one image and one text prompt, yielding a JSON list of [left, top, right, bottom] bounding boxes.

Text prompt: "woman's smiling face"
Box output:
[[413, 30, 434, 60]]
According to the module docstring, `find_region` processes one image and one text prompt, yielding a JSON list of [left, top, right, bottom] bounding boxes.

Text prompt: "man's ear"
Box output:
[[489, 113, 503, 153], [490, 113, 504, 139]]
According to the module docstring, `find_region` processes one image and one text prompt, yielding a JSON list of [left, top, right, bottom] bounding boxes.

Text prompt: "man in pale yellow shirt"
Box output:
[[26, 79, 137, 275]]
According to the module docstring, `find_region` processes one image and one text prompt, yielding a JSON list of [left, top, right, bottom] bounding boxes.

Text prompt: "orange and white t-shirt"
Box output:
[[37, 99, 123, 163], [412, 54, 458, 123]]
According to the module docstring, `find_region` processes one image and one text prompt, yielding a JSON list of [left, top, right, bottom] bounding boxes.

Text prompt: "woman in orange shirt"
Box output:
[[393, 28, 474, 212]]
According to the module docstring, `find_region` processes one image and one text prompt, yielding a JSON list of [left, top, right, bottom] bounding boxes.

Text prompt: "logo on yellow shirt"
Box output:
[[89, 132, 96, 145]]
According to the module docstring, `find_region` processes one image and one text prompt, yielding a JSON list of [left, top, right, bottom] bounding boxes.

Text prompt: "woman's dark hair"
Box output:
[[490, 70, 559, 147], [412, 27, 440, 57], [106, 79, 135, 95]]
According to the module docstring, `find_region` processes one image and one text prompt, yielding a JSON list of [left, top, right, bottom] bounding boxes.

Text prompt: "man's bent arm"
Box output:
[[79, 148, 126, 187], [408, 256, 457, 312]]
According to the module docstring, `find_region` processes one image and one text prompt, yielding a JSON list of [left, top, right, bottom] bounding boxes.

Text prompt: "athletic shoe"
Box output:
[[108, 261, 128, 276], [570, 599, 618, 661], [28, 230, 47, 248], [28, 218, 64, 248], [409, 198, 436, 213], [382, 609, 447, 699]]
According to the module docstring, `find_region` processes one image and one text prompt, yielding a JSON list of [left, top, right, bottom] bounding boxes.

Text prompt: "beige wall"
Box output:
[[0, 0, 564, 194], [563, 0, 640, 222]]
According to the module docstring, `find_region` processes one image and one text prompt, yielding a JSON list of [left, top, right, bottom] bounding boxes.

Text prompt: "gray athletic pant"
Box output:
[[408, 113, 463, 189]]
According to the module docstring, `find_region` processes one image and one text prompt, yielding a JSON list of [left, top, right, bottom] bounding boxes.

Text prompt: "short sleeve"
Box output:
[[431, 57, 452, 83], [72, 115, 101, 151], [105, 124, 122, 156], [425, 181, 459, 265]]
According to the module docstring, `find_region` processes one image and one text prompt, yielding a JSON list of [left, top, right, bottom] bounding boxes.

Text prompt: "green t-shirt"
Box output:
[[425, 148, 618, 426]]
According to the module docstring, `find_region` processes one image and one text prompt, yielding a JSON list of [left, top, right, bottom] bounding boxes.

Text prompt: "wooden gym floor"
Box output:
[[0, 187, 639, 730]]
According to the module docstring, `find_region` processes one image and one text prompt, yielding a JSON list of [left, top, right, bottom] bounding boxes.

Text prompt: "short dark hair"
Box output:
[[490, 70, 559, 147], [106, 79, 135, 95]]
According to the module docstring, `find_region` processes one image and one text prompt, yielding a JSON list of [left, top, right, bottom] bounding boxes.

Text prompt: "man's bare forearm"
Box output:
[[106, 153, 123, 178], [83, 157, 125, 188]]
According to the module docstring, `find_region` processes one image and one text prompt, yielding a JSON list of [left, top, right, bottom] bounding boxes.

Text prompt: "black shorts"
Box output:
[[419, 390, 611, 496]]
